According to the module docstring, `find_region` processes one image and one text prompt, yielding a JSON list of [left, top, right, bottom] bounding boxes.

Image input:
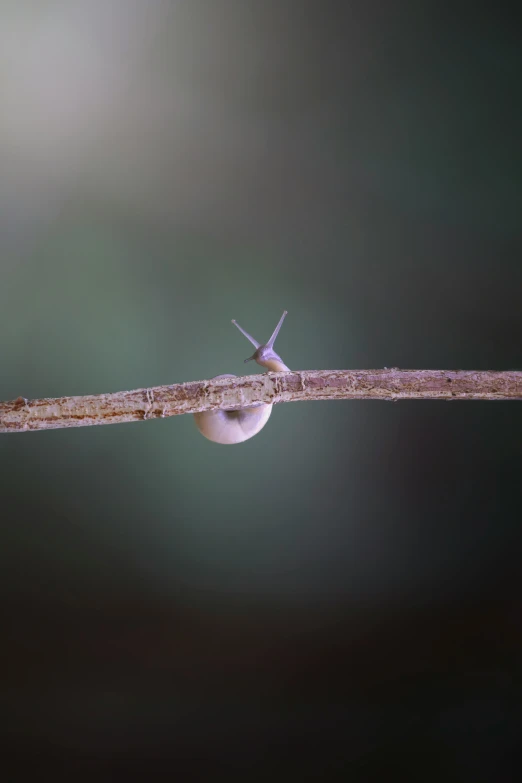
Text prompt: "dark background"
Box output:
[[1, 1, 521, 778]]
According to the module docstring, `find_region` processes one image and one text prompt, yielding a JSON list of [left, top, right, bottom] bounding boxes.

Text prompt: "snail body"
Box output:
[[193, 311, 289, 445]]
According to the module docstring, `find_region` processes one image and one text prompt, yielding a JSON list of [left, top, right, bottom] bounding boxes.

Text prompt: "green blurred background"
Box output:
[[1, 1, 521, 777]]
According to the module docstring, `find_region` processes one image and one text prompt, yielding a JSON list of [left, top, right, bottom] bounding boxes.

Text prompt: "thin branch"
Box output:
[[1, 369, 521, 433]]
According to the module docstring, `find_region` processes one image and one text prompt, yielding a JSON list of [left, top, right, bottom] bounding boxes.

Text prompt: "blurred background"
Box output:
[[1, 0, 521, 777]]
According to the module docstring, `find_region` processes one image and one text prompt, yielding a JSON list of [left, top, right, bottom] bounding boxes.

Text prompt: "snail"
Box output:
[[194, 310, 290, 445]]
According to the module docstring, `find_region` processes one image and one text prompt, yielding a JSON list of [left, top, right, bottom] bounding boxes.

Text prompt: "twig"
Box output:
[[1, 369, 521, 433]]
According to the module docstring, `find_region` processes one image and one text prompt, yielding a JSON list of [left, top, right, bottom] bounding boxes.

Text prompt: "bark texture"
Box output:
[[1, 369, 521, 433]]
